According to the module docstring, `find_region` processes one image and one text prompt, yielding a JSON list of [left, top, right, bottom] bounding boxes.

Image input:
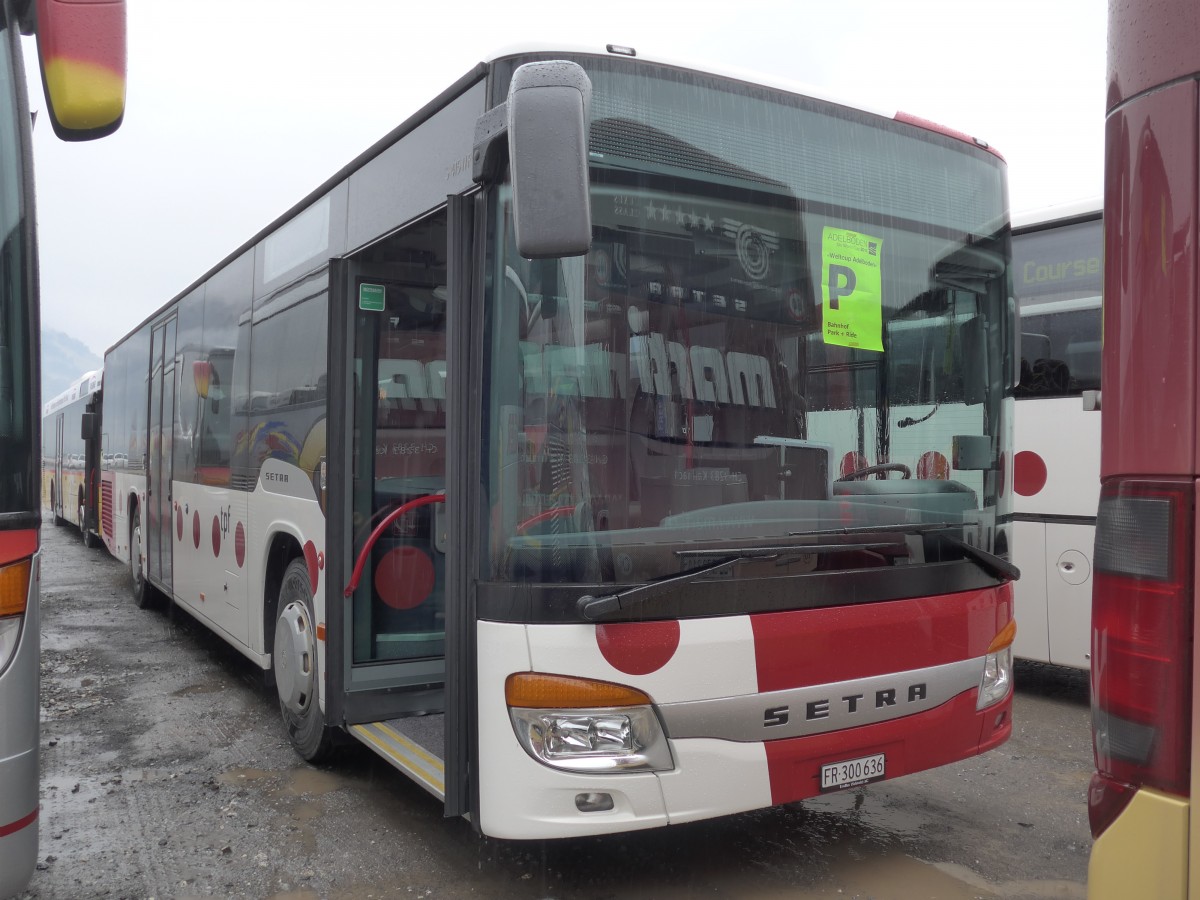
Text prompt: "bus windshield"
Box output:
[[1012, 215, 1102, 397], [481, 57, 1012, 593]]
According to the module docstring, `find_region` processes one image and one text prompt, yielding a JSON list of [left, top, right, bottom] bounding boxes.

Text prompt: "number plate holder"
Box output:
[[819, 752, 886, 791]]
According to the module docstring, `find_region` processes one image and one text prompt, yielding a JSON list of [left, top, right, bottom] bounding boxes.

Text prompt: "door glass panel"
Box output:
[[351, 211, 449, 664]]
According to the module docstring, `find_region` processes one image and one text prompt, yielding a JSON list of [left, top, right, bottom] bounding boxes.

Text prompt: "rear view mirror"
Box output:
[[473, 61, 592, 259]]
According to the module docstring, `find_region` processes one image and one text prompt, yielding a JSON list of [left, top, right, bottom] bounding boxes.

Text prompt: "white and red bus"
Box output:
[[1088, 0, 1200, 895], [1011, 201, 1102, 669], [99, 45, 1017, 839], [41, 369, 102, 547], [0, 1, 124, 895]]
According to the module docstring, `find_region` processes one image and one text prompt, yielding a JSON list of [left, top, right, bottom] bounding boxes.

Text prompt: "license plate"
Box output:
[[820, 753, 886, 791]]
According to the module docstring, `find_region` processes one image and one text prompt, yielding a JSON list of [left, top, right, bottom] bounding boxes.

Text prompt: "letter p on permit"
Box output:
[[827, 264, 856, 309]]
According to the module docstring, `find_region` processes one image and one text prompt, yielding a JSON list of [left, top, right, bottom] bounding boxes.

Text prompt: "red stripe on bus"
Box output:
[[762, 690, 1011, 806], [0, 529, 37, 567], [0, 806, 37, 838], [750, 586, 1012, 691]]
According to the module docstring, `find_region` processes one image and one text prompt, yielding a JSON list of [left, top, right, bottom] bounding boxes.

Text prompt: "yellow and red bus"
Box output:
[[0, 1, 123, 895], [1088, 0, 1200, 896]]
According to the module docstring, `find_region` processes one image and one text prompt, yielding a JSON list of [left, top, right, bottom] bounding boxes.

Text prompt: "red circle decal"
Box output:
[[193, 511, 201, 549], [211, 516, 221, 557], [374, 546, 436, 610], [304, 541, 319, 594], [596, 621, 681, 675], [916, 451, 950, 480], [840, 451, 869, 478], [1014, 450, 1048, 496], [235, 522, 246, 568]]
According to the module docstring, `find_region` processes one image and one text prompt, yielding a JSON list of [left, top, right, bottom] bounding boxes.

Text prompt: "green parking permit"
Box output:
[[359, 283, 386, 312], [821, 227, 883, 351]]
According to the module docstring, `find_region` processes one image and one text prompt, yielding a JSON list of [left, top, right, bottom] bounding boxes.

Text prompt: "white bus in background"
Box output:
[[41, 370, 103, 547], [1010, 200, 1102, 669]]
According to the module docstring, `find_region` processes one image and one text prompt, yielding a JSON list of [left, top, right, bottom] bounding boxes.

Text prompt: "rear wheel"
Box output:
[[274, 558, 336, 762]]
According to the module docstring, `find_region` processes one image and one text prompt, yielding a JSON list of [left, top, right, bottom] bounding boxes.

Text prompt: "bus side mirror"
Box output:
[[473, 60, 592, 259], [80, 411, 96, 441]]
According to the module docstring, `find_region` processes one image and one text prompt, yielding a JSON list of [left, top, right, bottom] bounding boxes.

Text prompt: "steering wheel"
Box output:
[[837, 462, 912, 482]]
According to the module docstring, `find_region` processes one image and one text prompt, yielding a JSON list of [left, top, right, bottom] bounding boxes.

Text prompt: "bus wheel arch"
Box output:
[[262, 532, 304, 663]]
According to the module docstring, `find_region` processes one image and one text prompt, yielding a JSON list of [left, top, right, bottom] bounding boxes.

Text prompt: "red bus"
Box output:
[[1089, 0, 1200, 895], [0, 1, 124, 895], [99, 45, 1016, 838]]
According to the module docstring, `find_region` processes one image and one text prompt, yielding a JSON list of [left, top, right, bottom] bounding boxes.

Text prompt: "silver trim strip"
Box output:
[[659, 656, 985, 742]]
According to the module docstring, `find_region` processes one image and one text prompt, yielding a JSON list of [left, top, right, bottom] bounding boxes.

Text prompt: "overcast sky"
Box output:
[[25, 0, 1107, 358]]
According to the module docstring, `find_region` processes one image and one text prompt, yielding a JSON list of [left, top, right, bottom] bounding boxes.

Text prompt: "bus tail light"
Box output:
[[977, 618, 1016, 710], [0, 558, 33, 673], [505, 673, 674, 773], [1089, 479, 1194, 838]]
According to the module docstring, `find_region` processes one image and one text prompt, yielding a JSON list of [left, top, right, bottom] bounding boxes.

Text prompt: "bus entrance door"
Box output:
[[147, 317, 177, 590], [328, 201, 474, 819]]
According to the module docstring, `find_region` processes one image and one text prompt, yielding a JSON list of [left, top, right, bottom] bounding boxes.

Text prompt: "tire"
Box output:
[[79, 500, 98, 548], [273, 558, 336, 762], [51, 485, 64, 526], [130, 513, 154, 609]]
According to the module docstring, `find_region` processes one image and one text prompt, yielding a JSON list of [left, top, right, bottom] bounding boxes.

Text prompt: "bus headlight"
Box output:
[[506, 673, 674, 773], [977, 619, 1016, 710]]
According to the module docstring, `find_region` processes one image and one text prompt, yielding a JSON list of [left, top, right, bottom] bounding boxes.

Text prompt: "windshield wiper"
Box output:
[[940, 534, 1021, 582], [576, 541, 901, 621], [790, 521, 1020, 582]]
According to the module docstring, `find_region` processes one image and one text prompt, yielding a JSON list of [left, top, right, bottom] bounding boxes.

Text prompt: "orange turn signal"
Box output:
[[505, 673, 651, 709], [0, 559, 32, 618], [987, 618, 1018, 653]]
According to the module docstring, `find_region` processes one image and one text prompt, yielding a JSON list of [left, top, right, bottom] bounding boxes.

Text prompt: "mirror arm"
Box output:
[[472, 103, 509, 184]]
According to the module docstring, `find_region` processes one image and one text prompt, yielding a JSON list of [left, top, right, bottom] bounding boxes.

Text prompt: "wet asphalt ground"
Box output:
[[15, 522, 1092, 900]]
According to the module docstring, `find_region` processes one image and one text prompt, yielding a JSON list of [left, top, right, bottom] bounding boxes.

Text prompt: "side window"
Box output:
[[246, 294, 328, 485]]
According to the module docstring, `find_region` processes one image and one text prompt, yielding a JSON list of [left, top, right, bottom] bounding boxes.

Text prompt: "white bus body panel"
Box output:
[[476, 618, 773, 839], [170, 459, 327, 693], [1013, 396, 1100, 669]]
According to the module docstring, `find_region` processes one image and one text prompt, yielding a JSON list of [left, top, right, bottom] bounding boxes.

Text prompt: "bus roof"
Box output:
[[106, 45, 1006, 356], [42, 369, 101, 417], [1013, 199, 1102, 232]]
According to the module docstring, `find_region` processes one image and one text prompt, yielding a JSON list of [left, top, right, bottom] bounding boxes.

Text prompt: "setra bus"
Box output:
[[0, 0, 125, 895], [40, 368, 102, 546], [1088, 0, 1200, 896], [99, 44, 1017, 839], [1010, 201, 1102, 669]]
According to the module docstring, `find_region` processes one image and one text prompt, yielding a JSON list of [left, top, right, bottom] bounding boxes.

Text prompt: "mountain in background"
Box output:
[[41, 329, 101, 406]]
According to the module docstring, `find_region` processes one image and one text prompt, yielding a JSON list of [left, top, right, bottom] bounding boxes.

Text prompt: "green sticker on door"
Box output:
[[821, 227, 883, 351], [359, 283, 386, 312]]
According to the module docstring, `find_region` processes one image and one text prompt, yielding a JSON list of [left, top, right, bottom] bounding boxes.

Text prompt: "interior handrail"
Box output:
[[344, 493, 445, 597]]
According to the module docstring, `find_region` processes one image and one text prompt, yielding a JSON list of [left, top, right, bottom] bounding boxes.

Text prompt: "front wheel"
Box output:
[[79, 500, 98, 549], [274, 558, 336, 762], [130, 515, 154, 609]]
